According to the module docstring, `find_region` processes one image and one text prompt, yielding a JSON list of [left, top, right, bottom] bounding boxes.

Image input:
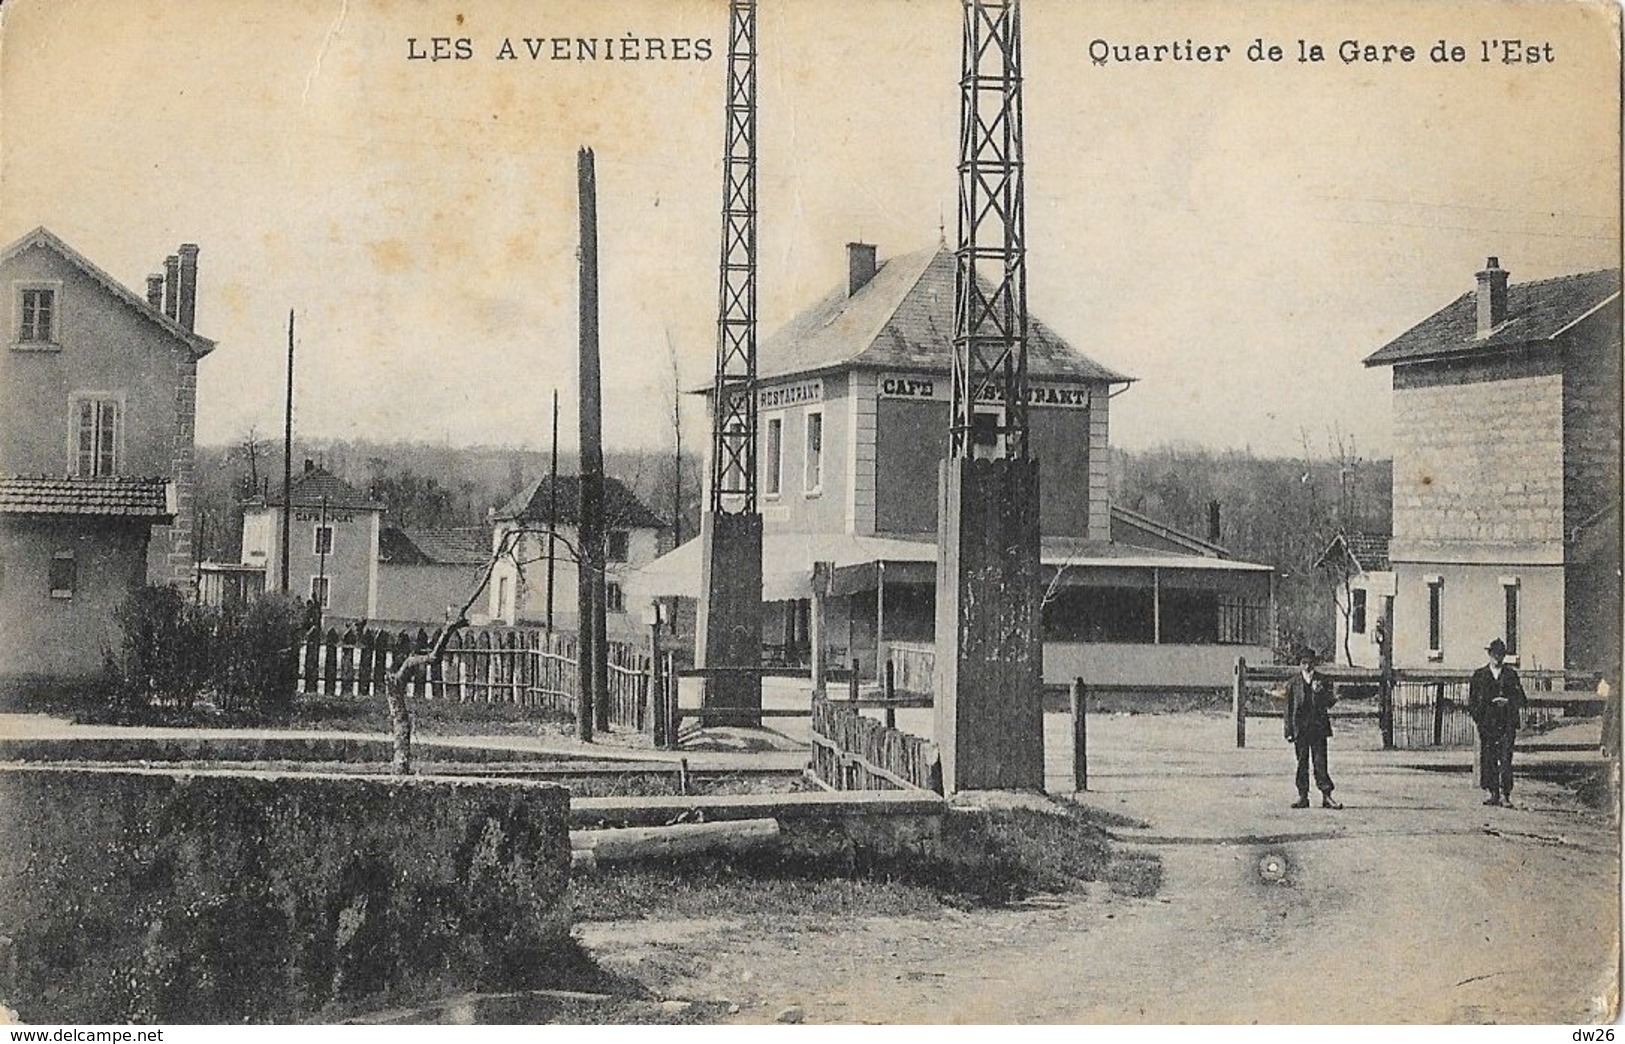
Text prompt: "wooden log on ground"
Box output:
[[569, 818, 780, 864]]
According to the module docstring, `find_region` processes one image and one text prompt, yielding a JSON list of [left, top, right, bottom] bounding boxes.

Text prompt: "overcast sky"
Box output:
[[1, 0, 1617, 461]]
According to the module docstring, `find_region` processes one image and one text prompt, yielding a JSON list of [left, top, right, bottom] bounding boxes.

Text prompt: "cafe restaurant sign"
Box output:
[[878, 374, 1092, 409]]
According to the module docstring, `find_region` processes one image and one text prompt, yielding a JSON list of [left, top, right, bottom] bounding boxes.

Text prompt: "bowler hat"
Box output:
[[1486, 638, 1508, 656]]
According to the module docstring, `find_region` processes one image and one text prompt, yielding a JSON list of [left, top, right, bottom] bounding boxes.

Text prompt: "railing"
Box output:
[[1233, 657, 1600, 750], [889, 641, 935, 697], [810, 696, 942, 794], [295, 625, 650, 730]]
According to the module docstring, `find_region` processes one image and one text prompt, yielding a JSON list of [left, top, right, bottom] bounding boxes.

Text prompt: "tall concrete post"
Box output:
[[932, 0, 1044, 792]]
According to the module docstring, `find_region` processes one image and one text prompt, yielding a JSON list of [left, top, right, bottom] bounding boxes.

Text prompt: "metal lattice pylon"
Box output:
[[708, 0, 759, 515], [952, 0, 1028, 461]]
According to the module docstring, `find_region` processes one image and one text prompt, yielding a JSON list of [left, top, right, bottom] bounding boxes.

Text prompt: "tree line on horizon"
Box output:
[[192, 434, 1389, 659]]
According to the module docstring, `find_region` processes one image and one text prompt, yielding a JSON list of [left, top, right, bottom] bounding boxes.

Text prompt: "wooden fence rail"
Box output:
[[1234, 657, 1599, 750], [810, 696, 942, 794], [295, 625, 650, 729]]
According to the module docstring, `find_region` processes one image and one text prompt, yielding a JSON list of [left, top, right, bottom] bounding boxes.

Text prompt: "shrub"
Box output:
[[110, 585, 214, 712], [210, 595, 305, 716], [107, 587, 305, 717]]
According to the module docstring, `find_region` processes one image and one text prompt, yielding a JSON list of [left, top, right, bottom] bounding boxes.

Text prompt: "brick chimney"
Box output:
[[145, 273, 165, 310], [162, 254, 180, 320], [1207, 500, 1222, 543], [847, 242, 878, 297], [1476, 256, 1509, 336], [176, 244, 199, 332]]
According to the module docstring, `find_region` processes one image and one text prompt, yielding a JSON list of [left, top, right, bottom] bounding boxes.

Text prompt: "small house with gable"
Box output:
[[0, 227, 214, 688], [634, 242, 1277, 689], [1363, 258, 1621, 673]]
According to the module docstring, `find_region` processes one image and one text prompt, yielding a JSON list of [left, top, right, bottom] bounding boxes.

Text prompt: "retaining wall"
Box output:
[[0, 765, 572, 1023]]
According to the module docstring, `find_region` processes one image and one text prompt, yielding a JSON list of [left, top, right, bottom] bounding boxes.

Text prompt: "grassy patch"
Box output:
[[573, 801, 1159, 922]]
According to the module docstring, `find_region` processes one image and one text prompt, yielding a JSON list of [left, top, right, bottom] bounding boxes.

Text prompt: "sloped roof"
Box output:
[[1365, 267, 1620, 367], [495, 474, 667, 529], [0, 226, 217, 360], [380, 527, 489, 566], [1110, 503, 1228, 558], [0, 475, 173, 518], [750, 247, 1133, 385], [1317, 531, 1391, 573], [257, 466, 381, 511]]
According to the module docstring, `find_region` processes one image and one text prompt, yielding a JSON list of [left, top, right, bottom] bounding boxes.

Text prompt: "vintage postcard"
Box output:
[[0, 0, 1619, 1031]]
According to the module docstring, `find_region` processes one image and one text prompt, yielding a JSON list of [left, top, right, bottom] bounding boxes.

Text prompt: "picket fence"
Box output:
[[294, 625, 651, 730]]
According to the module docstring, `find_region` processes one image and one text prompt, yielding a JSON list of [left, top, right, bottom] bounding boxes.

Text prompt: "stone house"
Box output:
[[487, 475, 668, 636], [375, 526, 490, 625], [635, 242, 1276, 689], [239, 463, 383, 620], [0, 227, 213, 687], [1363, 258, 1621, 672]]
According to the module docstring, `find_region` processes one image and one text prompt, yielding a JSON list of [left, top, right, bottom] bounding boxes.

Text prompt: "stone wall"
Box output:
[[1562, 308, 1622, 537], [0, 766, 572, 1023], [1391, 350, 1564, 555]]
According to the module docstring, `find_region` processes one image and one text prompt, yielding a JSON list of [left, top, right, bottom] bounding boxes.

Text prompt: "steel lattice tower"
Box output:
[[695, 0, 764, 724], [708, 0, 759, 514], [952, 0, 1028, 461], [933, 0, 1044, 792]]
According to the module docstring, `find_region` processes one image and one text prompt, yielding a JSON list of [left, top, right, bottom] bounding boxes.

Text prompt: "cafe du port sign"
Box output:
[[878, 374, 1092, 409]]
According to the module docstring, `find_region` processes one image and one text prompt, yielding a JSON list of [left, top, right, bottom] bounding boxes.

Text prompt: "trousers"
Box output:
[[1478, 727, 1516, 795], [1294, 735, 1334, 797]]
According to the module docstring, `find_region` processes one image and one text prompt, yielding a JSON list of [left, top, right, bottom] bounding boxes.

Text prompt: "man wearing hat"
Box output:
[[1468, 638, 1526, 806], [1285, 646, 1343, 809]]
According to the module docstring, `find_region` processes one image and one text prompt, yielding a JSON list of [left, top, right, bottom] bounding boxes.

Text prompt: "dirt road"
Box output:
[[577, 712, 1620, 1024]]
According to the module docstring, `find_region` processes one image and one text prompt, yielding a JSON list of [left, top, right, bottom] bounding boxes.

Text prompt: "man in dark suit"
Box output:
[[1285, 647, 1342, 809], [1468, 638, 1526, 807]]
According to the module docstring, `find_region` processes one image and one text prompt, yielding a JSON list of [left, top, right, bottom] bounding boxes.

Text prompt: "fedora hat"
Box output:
[[1486, 638, 1508, 657]]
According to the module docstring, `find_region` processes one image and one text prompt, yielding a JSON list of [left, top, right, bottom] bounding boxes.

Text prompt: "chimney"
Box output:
[[176, 244, 200, 332], [1476, 256, 1509, 336], [303, 459, 315, 474], [145, 273, 165, 310], [847, 242, 878, 297], [162, 255, 180, 320], [1207, 500, 1221, 543]]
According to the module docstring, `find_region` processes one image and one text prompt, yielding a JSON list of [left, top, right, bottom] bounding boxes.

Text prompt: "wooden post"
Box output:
[[884, 659, 897, 729], [1071, 677, 1088, 792], [810, 561, 831, 698], [1233, 656, 1247, 749], [1377, 599, 1395, 749], [849, 658, 860, 703], [647, 615, 662, 739], [664, 650, 679, 750], [1432, 681, 1446, 746]]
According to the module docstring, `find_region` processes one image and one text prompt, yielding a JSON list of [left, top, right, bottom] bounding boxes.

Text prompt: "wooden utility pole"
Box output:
[[280, 309, 294, 594], [577, 147, 608, 740], [546, 388, 559, 633]]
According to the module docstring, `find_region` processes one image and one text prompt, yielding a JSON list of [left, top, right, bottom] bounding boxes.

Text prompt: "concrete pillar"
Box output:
[[695, 510, 762, 724], [932, 457, 1044, 792]]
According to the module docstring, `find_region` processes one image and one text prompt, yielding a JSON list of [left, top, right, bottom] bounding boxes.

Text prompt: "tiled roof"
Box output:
[[0, 226, 216, 359], [495, 474, 667, 529], [380, 526, 490, 566], [752, 247, 1134, 385], [1365, 267, 1621, 367], [1318, 531, 1391, 573], [258, 467, 382, 511], [0, 476, 173, 518]]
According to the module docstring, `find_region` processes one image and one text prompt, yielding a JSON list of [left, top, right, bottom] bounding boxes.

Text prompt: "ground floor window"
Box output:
[[49, 550, 75, 599], [310, 575, 330, 608], [606, 581, 624, 613]]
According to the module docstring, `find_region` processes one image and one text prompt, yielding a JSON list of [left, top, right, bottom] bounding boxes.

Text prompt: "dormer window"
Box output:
[[13, 283, 61, 348]]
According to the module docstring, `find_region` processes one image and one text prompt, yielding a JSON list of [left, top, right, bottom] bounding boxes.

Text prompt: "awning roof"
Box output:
[[629, 530, 1270, 603]]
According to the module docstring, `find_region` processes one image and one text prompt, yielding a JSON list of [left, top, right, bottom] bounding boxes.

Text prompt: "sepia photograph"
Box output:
[[0, 0, 1619, 1029]]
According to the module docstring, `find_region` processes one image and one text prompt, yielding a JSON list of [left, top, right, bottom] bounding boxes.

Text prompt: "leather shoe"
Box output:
[[1291, 797, 1310, 809], [1322, 796, 1343, 810], [1483, 794, 1502, 806]]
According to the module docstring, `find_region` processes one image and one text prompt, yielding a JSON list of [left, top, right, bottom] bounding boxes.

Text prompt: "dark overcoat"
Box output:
[[1285, 670, 1336, 742], [1468, 665, 1526, 735]]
